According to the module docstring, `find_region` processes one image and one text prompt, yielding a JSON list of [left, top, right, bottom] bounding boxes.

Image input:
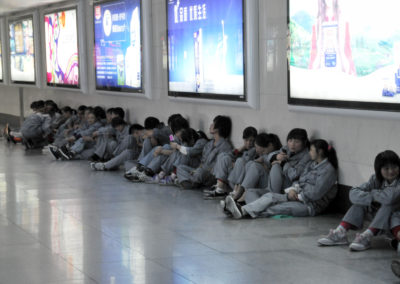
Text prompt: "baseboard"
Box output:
[[325, 184, 352, 214]]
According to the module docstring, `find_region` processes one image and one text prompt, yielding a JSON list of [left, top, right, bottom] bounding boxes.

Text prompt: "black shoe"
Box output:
[[203, 185, 217, 194], [23, 139, 34, 150], [90, 154, 101, 162], [137, 164, 145, 172], [49, 145, 61, 160], [144, 168, 155, 177], [203, 190, 228, 200], [59, 146, 72, 160]]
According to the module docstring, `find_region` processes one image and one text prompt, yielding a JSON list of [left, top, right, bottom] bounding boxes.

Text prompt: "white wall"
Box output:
[[1, 0, 400, 187]]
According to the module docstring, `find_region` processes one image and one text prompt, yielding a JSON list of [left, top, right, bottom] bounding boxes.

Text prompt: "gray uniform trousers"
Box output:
[[138, 138, 154, 160], [241, 161, 269, 190], [342, 204, 400, 231], [342, 175, 400, 231], [176, 165, 216, 188], [147, 144, 172, 173], [268, 164, 291, 193], [242, 192, 310, 218], [213, 152, 234, 181], [94, 136, 117, 160], [227, 157, 248, 186], [105, 149, 137, 170]]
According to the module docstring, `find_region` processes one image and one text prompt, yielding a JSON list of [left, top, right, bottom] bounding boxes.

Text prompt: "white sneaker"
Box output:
[[225, 196, 242, 219], [349, 233, 371, 251], [318, 229, 349, 246], [90, 162, 96, 170], [137, 171, 151, 182], [94, 163, 106, 171]]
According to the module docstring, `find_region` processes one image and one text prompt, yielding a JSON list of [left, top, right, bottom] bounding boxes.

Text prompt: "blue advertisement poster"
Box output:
[[94, 0, 141, 92], [167, 0, 244, 97]]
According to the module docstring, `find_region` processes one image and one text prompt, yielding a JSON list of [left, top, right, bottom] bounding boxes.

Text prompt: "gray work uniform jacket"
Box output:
[[296, 159, 338, 215], [349, 175, 400, 207]]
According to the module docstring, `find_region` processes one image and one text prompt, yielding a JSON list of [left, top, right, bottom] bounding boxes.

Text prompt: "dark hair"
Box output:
[[167, 114, 183, 126], [78, 105, 87, 112], [94, 106, 106, 120], [144, 117, 160, 130], [213, 115, 232, 138], [181, 128, 200, 146], [171, 117, 189, 134], [111, 117, 127, 128], [61, 106, 73, 114], [106, 108, 115, 114], [44, 100, 56, 106], [374, 150, 400, 183], [30, 101, 38, 110], [255, 133, 282, 150], [287, 128, 309, 149], [310, 139, 338, 170], [112, 107, 125, 119], [197, 130, 209, 141], [243, 126, 258, 139], [129, 123, 144, 134]]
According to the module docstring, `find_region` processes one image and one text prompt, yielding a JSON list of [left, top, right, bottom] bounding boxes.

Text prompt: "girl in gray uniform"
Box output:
[[225, 139, 338, 219], [267, 128, 311, 194], [226, 133, 282, 203], [176, 115, 233, 189], [203, 127, 258, 198], [318, 150, 400, 251], [57, 110, 103, 160], [140, 116, 190, 181], [125, 115, 176, 180], [20, 101, 52, 149], [91, 124, 144, 171], [158, 129, 209, 185]]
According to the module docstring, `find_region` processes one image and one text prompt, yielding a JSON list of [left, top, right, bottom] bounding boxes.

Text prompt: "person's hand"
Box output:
[[92, 131, 99, 137], [170, 142, 178, 150], [83, 136, 93, 142], [67, 136, 76, 142], [153, 146, 163, 157], [271, 160, 281, 166], [276, 152, 288, 162], [287, 189, 298, 201]]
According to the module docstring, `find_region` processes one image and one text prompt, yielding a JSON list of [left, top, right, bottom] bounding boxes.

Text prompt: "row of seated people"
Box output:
[[4, 101, 400, 260]]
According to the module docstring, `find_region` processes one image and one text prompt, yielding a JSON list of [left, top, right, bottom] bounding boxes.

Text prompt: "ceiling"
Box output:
[[0, 0, 68, 16]]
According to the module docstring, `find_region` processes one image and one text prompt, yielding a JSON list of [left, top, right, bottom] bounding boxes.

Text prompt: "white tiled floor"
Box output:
[[0, 140, 398, 283]]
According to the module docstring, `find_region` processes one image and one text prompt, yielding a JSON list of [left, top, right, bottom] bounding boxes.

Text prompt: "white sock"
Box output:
[[158, 171, 165, 179]]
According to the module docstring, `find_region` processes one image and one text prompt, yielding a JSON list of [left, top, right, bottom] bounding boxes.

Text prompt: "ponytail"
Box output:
[[310, 139, 338, 169]]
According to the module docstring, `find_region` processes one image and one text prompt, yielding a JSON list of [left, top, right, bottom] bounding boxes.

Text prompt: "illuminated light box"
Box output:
[[167, 0, 245, 101], [288, 0, 400, 111], [44, 8, 79, 88], [94, 0, 142, 92], [9, 17, 35, 84]]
